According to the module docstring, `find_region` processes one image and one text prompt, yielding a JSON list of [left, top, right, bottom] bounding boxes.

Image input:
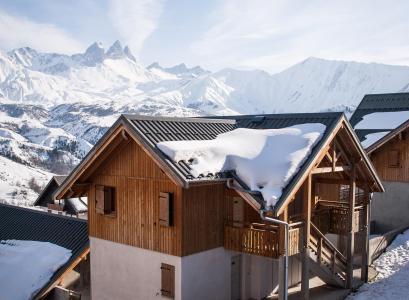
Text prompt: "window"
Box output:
[[95, 185, 116, 215], [161, 263, 175, 298], [388, 150, 400, 168], [159, 192, 173, 227]]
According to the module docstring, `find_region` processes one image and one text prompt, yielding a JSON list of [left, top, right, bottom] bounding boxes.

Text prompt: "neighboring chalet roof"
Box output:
[[0, 203, 89, 299], [53, 175, 67, 185], [350, 92, 409, 153], [33, 175, 67, 206], [64, 198, 88, 215], [55, 112, 383, 215]]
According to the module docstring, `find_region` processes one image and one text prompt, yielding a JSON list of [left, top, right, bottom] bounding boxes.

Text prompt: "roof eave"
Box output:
[[366, 119, 409, 155]]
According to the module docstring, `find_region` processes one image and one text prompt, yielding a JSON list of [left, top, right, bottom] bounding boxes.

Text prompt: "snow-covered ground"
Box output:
[[0, 240, 71, 300], [0, 156, 51, 206], [158, 123, 325, 207], [347, 229, 409, 299]]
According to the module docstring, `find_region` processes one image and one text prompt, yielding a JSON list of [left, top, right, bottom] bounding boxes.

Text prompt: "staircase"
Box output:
[[307, 222, 347, 288]]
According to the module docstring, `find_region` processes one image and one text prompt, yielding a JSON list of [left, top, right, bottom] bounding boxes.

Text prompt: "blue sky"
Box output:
[[1, 0, 409, 73]]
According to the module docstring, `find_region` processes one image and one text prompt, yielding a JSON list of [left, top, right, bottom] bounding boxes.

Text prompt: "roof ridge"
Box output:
[[122, 114, 236, 124], [0, 203, 87, 223]]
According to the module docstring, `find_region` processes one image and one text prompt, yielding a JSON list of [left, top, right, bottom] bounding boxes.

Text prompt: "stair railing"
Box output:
[[310, 222, 347, 279]]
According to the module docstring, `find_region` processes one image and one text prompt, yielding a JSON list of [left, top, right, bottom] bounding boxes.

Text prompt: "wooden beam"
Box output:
[[312, 166, 350, 174], [347, 163, 356, 289], [301, 174, 312, 300], [332, 141, 337, 172], [361, 185, 370, 282]]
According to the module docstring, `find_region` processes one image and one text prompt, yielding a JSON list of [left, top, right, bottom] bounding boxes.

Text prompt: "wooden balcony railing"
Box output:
[[224, 221, 303, 258]]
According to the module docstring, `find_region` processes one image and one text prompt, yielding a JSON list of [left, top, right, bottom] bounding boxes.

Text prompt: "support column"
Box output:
[[278, 207, 288, 300], [347, 163, 356, 288], [361, 185, 370, 282], [301, 174, 312, 300]]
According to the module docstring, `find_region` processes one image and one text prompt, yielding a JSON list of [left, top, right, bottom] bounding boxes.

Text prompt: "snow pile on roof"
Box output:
[[362, 131, 390, 148], [355, 111, 409, 129], [0, 240, 71, 300], [67, 198, 87, 212], [157, 124, 326, 206], [347, 229, 409, 299]]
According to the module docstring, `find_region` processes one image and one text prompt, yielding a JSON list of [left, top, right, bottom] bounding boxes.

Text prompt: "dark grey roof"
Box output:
[[34, 175, 68, 207], [53, 175, 67, 186], [350, 93, 409, 141], [125, 112, 344, 210], [0, 204, 88, 298]]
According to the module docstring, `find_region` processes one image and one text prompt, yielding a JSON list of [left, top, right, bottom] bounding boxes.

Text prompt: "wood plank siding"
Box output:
[[87, 140, 184, 256], [370, 129, 409, 182]]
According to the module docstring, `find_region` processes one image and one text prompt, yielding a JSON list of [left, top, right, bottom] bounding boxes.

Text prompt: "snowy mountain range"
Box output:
[[1, 40, 409, 205]]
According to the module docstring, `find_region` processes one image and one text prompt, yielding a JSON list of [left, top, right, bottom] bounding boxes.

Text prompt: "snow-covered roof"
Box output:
[[350, 93, 409, 150], [355, 111, 409, 130], [0, 240, 71, 300], [56, 112, 383, 212], [361, 131, 390, 149], [65, 197, 87, 214], [0, 204, 89, 299], [158, 124, 326, 206]]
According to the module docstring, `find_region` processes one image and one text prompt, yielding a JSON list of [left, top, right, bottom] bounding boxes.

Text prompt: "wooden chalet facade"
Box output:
[[55, 112, 383, 300], [351, 92, 409, 233]]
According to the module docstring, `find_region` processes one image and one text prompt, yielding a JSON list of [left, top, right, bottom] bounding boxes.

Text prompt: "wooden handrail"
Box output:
[[310, 222, 347, 264]]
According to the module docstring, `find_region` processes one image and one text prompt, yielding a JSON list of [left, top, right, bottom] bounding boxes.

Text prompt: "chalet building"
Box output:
[[35, 175, 88, 218], [0, 203, 89, 299], [55, 112, 383, 300], [350, 92, 409, 233]]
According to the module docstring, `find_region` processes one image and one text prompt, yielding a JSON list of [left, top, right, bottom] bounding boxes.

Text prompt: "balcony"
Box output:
[[224, 221, 303, 259]]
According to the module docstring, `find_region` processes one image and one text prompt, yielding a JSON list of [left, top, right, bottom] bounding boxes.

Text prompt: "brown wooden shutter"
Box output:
[[388, 150, 400, 168], [95, 185, 105, 214], [159, 192, 173, 227], [161, 263, 175, 298]]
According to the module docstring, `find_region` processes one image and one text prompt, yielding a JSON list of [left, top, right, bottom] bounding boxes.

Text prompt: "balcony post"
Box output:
[[347, 163, 356, 288], [361, 185, 370, 282], [301, 173, 312, 300]]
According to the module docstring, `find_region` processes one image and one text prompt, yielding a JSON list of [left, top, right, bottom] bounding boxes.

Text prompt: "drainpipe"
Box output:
[[259, 210, 289, 300]]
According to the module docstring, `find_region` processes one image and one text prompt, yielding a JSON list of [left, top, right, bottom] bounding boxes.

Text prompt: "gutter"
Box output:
[[259, 210, 290, 300]]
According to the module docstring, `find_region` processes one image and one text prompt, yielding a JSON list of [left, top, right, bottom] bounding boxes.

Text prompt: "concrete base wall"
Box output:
[[181, 247, 231, 300], [371, 181, 409, 233], [91, 238, 299, 300], [90, 237, 182, 300]]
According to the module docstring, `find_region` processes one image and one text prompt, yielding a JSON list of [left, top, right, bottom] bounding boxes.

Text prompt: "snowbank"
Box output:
[[355, 111, 409, 130], [362, 131, 390, 148], [0, 240, 71, 300], [347, 229, 409, 299], [157, 124, 326, 206]]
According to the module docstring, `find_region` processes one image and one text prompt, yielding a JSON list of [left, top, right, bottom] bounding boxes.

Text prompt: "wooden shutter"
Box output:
[[161, 263, 175, 298], [159, 192, 173, 227], [95, 185, 105, 214], [388, 150, 400, 168]]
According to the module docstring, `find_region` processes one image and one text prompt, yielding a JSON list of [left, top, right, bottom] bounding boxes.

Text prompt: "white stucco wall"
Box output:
[[91, 239, 232, 300], [181, 247, 231, 300], [371, 181, 409, 233], [91, 238, 299, 300], [90, 237, 182, 300]]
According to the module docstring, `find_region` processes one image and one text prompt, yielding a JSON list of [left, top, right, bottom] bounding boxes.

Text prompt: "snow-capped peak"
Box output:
[[83, 42, 105, 66], [147, 62, 209, 78], [106, 40, 125, 59]]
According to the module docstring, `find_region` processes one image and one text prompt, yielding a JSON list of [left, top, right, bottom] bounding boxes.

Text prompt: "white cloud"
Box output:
[[0, 10, 83, 54], [191, 0, 409, 73], [109, 0, 165, 56]]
